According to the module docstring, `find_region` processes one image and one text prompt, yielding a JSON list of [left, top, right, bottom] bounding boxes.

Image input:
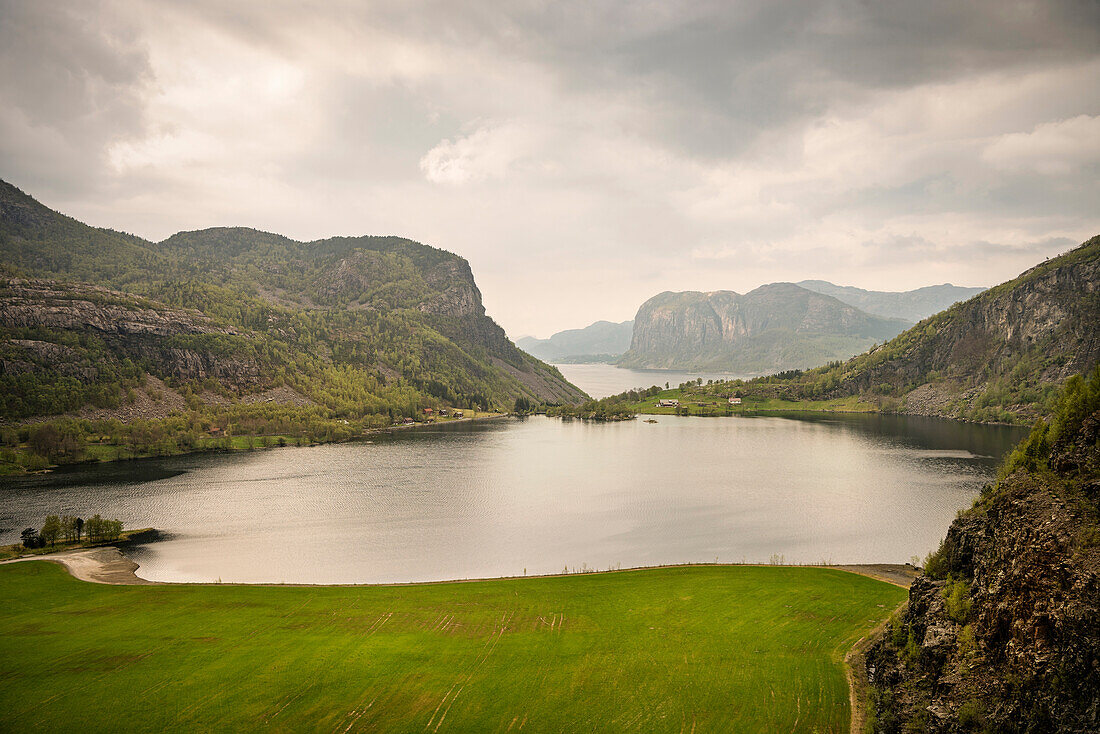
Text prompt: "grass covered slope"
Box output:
[[0, 563, 904, 732]]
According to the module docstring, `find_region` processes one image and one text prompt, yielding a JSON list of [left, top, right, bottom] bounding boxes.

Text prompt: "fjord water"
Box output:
[[0, 414, 1025, 584], [553, 363, 747, 398]]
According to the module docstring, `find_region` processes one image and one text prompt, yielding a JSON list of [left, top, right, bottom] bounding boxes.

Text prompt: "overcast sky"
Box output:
[[2, 1, 1098, 337]]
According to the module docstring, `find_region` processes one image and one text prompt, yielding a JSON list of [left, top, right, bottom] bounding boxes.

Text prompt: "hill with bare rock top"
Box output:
[[685, 236, 1100, 423], [617, 283, 911, 373], [0, 178, 583, 468]]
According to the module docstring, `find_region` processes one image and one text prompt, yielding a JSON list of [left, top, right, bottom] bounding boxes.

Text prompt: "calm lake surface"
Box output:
[[553, 363, 748, 398], [0, 414, 1026, 584]]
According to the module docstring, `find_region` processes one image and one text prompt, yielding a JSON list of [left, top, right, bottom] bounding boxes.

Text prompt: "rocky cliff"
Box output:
[[865, 369, 1100, 732], [0, 278, 263, 392], [824, 236, 1100, 421], [0, 179, 585, 422], [618, 283, 910, 373]]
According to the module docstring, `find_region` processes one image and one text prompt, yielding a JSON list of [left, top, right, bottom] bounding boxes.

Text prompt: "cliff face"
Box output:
[[825, 237, 1100, 421], [865, 373, 1100, 732], [0, 279, 263, 390], [0, 179, 586, 419], [618, 283, 910, 373]]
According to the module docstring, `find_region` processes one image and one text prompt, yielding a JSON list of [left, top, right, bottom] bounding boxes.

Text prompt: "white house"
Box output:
[[728, 397, 742, 405], [658, 399, 680, 407]]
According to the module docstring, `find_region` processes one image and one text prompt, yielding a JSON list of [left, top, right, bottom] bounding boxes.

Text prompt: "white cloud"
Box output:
[[983, 114, 1100, 176], [419, 122, 542, 184]]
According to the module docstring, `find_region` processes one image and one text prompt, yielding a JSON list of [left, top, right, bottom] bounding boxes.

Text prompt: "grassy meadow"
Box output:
[[624, 387, 877, 416], [0, 562, 904, 732]]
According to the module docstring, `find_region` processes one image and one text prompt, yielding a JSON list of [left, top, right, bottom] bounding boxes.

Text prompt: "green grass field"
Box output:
[[0, 562, 904, 732]]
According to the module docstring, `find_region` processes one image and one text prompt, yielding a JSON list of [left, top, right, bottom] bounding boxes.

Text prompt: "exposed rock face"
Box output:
[[866, 404, 1100, 733], [416, 257, 483, 317], [618, 283, 910, 372], [0, 278, 262, 389], [821, 237, 1100, 420], [0, 279, 228, 337]]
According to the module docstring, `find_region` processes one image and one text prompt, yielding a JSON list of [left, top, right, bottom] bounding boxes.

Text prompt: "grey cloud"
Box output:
[[0, 0, 152, 195]]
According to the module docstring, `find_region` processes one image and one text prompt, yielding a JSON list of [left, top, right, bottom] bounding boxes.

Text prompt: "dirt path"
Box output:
[[830, 566, 915, 733], [0, 546, 156, 585], [828, 564, 918, 588]]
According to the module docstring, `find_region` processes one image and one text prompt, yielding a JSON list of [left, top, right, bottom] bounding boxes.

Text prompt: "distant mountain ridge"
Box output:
[[618, 283, 911, 373], [796, 280, 985, 322], [517, 320, 634, 363]]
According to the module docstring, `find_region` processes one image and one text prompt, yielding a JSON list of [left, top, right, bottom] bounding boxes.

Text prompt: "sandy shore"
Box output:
[[0, 546, 157, 585], [2, 545, 918, 590]]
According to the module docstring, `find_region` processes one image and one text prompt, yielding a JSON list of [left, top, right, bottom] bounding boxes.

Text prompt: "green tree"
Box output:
[[40, 515, 61, 546]]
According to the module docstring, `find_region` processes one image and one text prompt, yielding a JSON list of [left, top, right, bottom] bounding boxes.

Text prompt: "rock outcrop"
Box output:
[[0, 278, 263, 389], [865, 373, 1100, 732], [618, 283, 910, 373], [820, 236, 1100, 421]]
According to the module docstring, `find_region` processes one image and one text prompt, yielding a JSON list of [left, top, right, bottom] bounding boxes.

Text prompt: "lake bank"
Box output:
[[4, 541, 918, 589], [0, 411, 508, 476]]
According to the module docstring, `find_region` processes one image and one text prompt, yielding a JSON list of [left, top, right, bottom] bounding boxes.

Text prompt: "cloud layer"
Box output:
[[2, 0, 1098, 336]]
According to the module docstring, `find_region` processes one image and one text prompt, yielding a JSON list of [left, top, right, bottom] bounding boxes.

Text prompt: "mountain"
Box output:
[[517, 320, 634, 363], [0, 179, 584, 438], [729, 236, 1100, 422], [796, 280, 985, 322], [865, 368, 1100, 731], [616, 283, 911, 373]]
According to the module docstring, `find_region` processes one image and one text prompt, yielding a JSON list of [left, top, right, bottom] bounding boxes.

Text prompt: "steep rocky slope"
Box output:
[[829, 237, 1100, 421], [717, 237, 1100, 422], [0, 179, 584, 425], [617, 283, 909, 373], [865, 369, 1100, 732]]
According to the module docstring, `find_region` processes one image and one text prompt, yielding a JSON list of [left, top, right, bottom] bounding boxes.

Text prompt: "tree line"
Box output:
[[19, 514, 123, 549]]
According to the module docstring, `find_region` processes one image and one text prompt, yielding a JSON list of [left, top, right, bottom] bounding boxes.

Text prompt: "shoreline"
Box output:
[[1, 542, 918, 589], [1, 411, 512, 477]]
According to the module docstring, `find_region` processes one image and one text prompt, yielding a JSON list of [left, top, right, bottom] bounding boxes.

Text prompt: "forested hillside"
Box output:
[[645, 236, 1099, 423], [0, 179, 584, 470]]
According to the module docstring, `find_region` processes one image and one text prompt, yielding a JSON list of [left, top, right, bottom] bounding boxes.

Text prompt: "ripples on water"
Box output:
[[0, 414, 1026, 584]]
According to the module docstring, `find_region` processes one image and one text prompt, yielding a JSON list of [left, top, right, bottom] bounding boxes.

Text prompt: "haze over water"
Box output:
[[0, 414, 1025, 584], [553, 363, 748, 399]]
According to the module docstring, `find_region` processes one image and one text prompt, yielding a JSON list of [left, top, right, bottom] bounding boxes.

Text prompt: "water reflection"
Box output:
[[0, 414, 1026, 584]]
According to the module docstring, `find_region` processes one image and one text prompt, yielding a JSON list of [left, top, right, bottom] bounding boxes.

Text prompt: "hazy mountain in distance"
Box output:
[[617, 283, 911, 373], [796, 280, 985, 322], [517, 320, 634, 363]]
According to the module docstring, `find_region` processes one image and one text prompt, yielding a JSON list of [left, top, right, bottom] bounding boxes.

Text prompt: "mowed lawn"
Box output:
[[0, 562, 904, 733]]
